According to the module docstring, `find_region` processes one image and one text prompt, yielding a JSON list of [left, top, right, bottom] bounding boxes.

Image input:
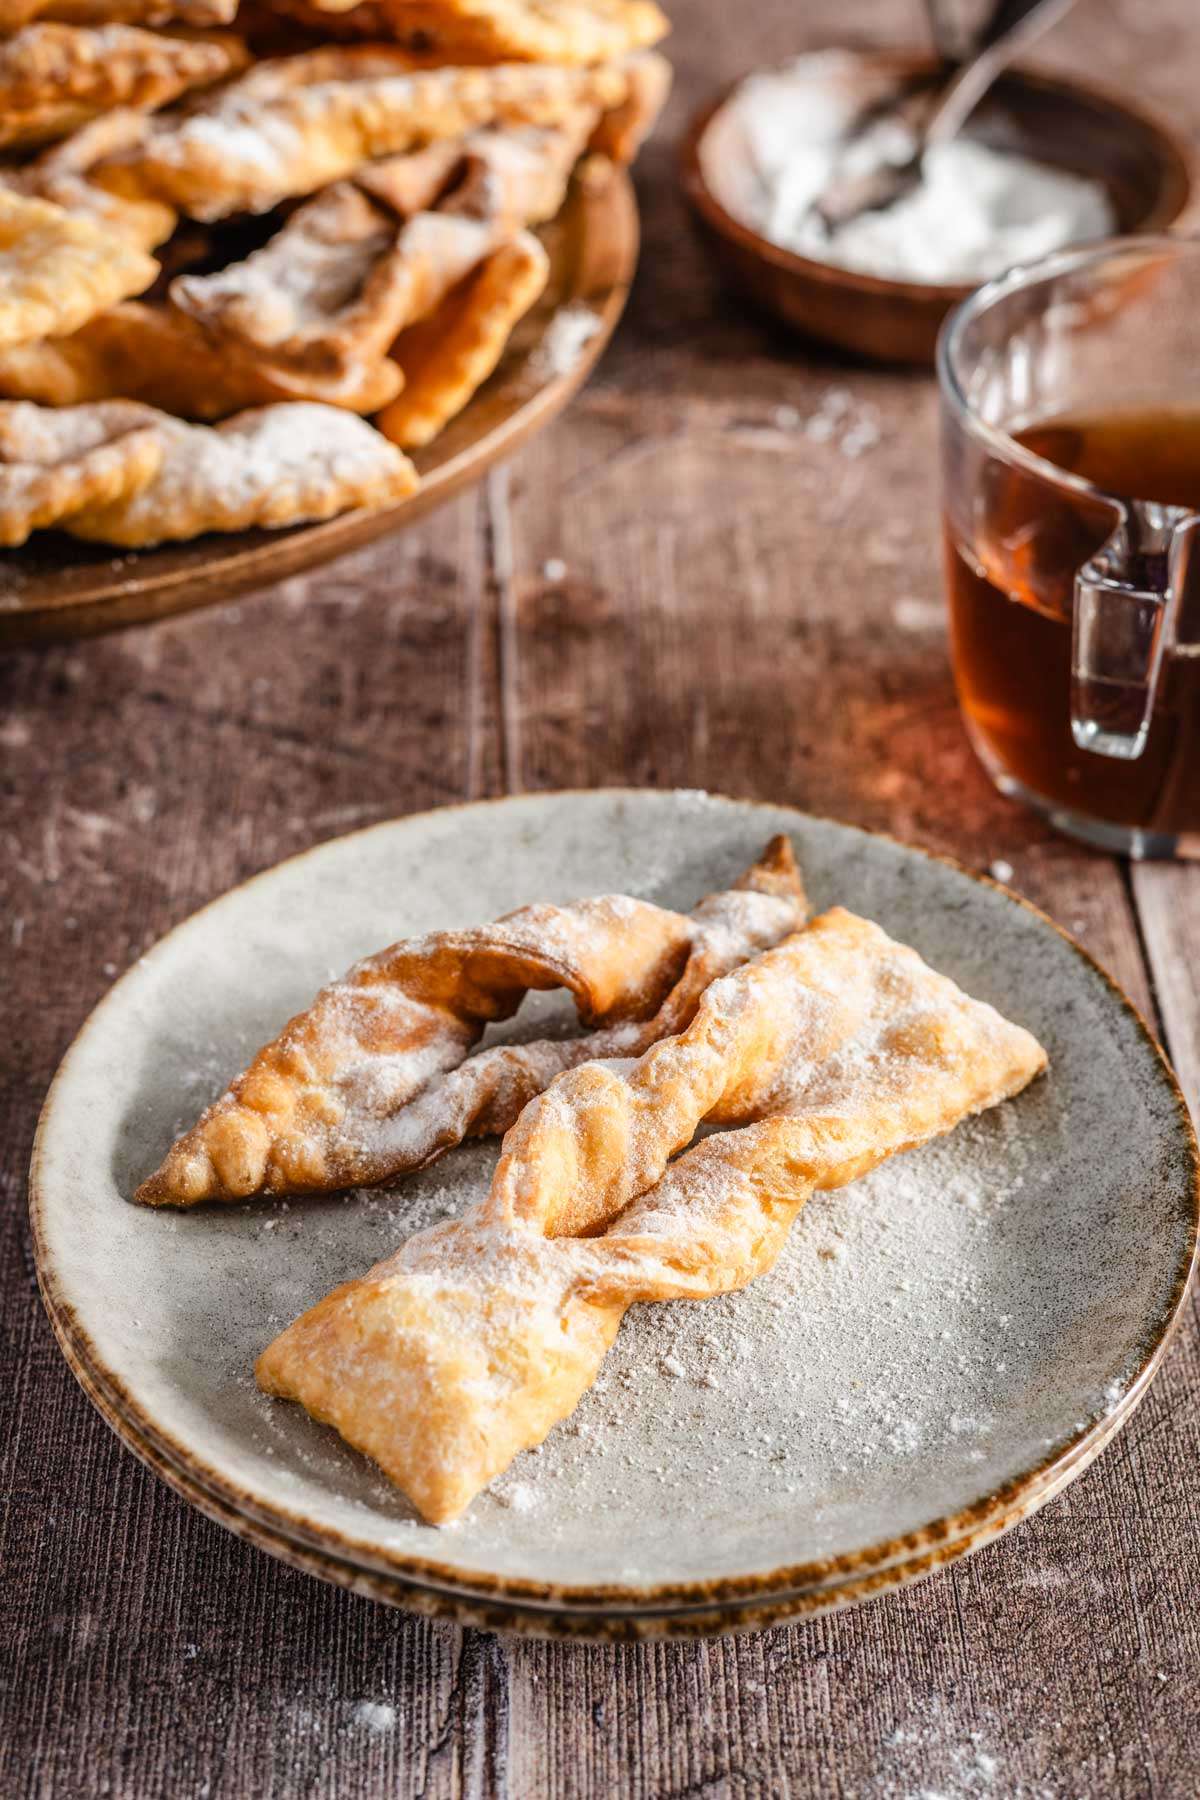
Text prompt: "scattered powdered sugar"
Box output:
[[247, 1092, 1046, 1539], [528, 301, 601, 379], [803, 385, 883, 459], [178, 825, 1158, 1586], [893, 597, 944, 634], [345, 1154, 490, 1240], [434, 1077, 1121, 1565], [491, 1479, 536, 1512], [180, 962, 1158, 1587], [874, 1695, 1012, 1798], [351, 1700, 397, 1732]]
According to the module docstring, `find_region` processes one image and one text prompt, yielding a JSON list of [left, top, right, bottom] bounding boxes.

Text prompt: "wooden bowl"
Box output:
[[680, 53, 1196, 366]]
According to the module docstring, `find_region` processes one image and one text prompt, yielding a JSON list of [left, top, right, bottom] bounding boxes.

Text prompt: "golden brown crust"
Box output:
[[0, 0, 237, 28], [378, 227, 548, 447], [327, 0, 669, 65], [164, 110, 597, 392], [247, 835, 810, 1189], [257, 907, 1048, 1523], [0, 110, 176, 248], [64, 398, 417, 545], [135, 841, 806, 1207], [170, 187, 502, 382], [0, 299, 404, 416], [0, 191, 157, 348], [95, 53, 630, 218], [0, 396, 162, 544], [359, 109, 599, 225], [586, 46, 669, 162], [0, 24, 249, 151], [0, 21, 668, 544]]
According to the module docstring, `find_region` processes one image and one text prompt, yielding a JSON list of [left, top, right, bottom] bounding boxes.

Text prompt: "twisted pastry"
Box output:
[[257, 907, 1047, 1522], [95, 53, 631, 218], [166, 111, 595, 404], [0, 397, 162, 545], [136, 836, 806, 1206], [320, 831, 806, 1185], [0, 190, 155, 350]]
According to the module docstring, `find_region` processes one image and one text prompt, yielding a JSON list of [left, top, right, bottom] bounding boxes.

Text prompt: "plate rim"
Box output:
[[28, 788, 1200, 1616], [57, 1312, 1127, 1641], [42, 1289, 1164, 1634]]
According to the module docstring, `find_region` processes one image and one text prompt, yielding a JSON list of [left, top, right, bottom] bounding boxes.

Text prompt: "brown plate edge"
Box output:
[[57, 1314, 1125, 1640], [46, 1283, 1164, 1636]]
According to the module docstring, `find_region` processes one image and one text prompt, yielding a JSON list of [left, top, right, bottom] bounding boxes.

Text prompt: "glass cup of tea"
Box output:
[[939, 236, 1200, 859]]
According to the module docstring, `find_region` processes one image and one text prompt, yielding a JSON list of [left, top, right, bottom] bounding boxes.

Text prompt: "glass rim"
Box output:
[[936, 232, 1200, 511]]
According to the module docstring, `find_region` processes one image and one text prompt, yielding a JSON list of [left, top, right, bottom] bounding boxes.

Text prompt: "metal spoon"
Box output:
[[811, 0, 1079, 234]]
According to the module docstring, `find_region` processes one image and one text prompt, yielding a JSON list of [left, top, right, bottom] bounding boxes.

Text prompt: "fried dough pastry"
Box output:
[[586, 44, 669, 162], [378, 227, 548, 447], [96, 52, 630, 218], [320, 835, 809, 1186], [170, 187, 505, 388], [257, 908, 1048, 1522], [97, 102, 602, 413], [0, 397, 162, 544], [0, 23, 249, 151], [456, 107, 599, 211], [61, 399, 414, 545], [162, 112, 588, 394], [0, 192, 156, 348], [135, 839, 807, 1207], [0, 111, 175, 248], [334, 0, 668, 66], [0, 299, 402, 415], [358, 109, 598, 225]]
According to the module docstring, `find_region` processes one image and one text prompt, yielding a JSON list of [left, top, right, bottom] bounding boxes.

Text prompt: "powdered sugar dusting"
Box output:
[[436, 1096, 1053, 1554], [352, 1700, 396, 1732], [528, 301, 601, 379], [71, 405, 412, 547], [872, 1694, 1015, 1798]]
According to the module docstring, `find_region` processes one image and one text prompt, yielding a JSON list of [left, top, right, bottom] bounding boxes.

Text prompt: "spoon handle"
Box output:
[[923, 0, 1071, 61], [922, 0, 1079, 147]]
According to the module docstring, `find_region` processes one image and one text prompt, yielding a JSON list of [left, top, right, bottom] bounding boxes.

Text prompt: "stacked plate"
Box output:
[[30, 791, 1199, 1638]]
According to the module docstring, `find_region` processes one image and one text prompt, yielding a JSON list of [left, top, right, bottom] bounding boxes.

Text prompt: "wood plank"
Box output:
[[1132, 865, 1200, 1120], [0, 496, 492, 1800], [2, 0, 1199, 1795], [502, 377, 1157, 1021]]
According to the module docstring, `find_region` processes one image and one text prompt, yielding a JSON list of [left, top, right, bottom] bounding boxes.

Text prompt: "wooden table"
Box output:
[[4, 2, 1199, 1793]]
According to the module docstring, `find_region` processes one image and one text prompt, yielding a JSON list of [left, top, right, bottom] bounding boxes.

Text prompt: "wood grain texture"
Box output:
[[2, 1, 1199, 1795]]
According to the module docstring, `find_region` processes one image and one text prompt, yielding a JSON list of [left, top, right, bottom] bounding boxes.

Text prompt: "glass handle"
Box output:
[[1071, 514, 1186, 762]]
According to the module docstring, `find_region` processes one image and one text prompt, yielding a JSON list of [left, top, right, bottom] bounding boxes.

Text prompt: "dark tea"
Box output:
[[945, 407, 1200, 844]]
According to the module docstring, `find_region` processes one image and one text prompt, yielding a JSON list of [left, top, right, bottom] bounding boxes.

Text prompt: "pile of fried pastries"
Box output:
[[137, 836, 1049, 1526], [0, 0, 671, 548]]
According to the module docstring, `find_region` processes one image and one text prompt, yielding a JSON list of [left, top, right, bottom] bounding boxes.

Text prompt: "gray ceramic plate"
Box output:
[[30, 791, 1199, 1634]]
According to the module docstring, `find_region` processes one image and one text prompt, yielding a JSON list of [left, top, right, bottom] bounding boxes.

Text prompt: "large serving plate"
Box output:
[[0, 162, 636, 648], [30, 790, 1199, 1636]]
